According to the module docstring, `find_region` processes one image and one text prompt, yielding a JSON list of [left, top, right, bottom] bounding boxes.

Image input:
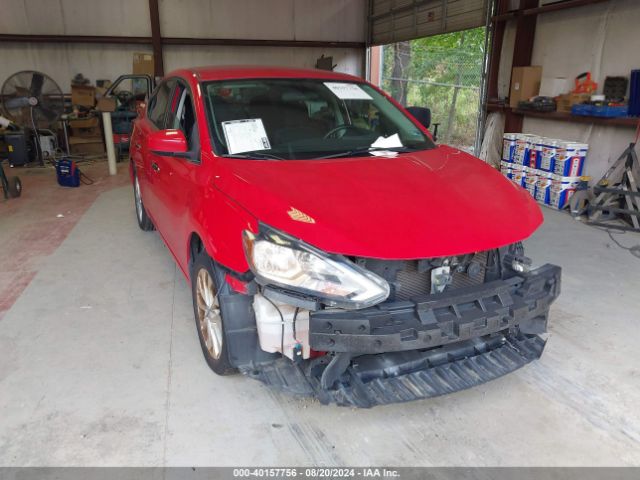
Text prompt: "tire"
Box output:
[[7, 176, 21, 198], [190, 248, 236, 375], [133, 173, 154, 231]]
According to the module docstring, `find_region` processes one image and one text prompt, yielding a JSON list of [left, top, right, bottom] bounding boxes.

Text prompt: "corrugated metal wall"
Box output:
[[369, 0, 489, 45], [0, 0, 367, 92], [159, 0, 366, 42]]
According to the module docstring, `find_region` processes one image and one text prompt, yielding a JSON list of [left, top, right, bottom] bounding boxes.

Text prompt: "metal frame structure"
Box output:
[[0, 0, 366, 78], [588, 140, 640, 232]]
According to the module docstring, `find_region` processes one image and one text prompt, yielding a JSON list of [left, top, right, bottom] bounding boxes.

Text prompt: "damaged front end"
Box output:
[[229, 226, 561, 407]]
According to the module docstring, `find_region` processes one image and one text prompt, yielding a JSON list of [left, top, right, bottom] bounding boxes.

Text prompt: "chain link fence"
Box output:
[[380, 28, 485, 153]]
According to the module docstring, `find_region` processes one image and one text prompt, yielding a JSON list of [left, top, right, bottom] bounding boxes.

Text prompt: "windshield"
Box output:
[[202, 78, 435, 160]]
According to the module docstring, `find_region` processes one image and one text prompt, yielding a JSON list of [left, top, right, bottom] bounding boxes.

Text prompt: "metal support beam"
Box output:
[[504, 0, 538, 133], [486, 0, 509, 101], [511, 0, 538, 68], [0, 34, 150, 44], [148, 0, 164, 78], [0, 34, 365, 50], [162, 38, 366, 49]]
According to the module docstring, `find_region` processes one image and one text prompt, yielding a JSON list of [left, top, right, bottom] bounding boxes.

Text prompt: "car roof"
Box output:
[[167, 65, 364, 83]]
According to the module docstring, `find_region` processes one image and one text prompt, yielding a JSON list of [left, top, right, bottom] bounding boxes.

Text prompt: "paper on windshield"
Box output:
[[371, 133, 403, 149], [221, 119, 271, 154], [323, 82, 373, 100], [370, 150, 399, 157]]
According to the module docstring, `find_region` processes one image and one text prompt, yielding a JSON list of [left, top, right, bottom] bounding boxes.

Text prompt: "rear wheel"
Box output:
[[7, 177, 21, 198], [133, 173, 154, 231], [190, 249, 235, 375]]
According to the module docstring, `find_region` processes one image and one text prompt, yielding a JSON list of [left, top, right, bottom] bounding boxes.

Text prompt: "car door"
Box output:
[[150, 79, 201, 265], [140, 78, 176, 231], [106, 75, 154, 147], [130, 85, 163, 214], [105, 74, 154, 107]]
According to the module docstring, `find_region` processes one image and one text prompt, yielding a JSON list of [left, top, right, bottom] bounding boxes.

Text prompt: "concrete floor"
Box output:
[[1, 163, 640, 466]]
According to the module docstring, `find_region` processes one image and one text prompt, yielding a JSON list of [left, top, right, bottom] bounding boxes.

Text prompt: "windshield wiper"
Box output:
[[222, 152, 285, 160], [314, 146, 416, 160]]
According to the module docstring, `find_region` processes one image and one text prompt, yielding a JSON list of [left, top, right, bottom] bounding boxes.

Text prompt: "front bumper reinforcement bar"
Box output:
[[309, 264, 560, 354]]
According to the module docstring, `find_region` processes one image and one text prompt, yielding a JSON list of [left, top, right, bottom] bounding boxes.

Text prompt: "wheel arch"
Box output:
[[188, 231, 206, 268]]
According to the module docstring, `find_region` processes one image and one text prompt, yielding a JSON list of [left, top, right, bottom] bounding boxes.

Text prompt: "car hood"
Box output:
[[213, 146, 543, 259]]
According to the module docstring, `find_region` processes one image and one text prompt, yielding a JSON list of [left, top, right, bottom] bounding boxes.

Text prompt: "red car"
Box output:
[[130, 66, 560, 407]]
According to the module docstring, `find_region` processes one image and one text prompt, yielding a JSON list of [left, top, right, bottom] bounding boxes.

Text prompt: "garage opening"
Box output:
[[375, 26, 486, 153]]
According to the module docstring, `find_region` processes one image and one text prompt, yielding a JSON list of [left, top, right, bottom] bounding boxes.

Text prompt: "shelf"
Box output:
[[486, 102, 509, 112], [512, 109, 640, 128], [485, 103, 639, 128]]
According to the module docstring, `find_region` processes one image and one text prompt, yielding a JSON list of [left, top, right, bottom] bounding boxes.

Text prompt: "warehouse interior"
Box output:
[[1, 0, 640, 470]]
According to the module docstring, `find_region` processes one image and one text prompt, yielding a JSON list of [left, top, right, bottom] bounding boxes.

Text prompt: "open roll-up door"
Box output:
[[369, 0, 489, 45]]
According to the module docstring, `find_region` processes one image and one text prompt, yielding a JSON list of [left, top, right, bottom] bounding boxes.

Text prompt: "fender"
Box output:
[[185, 178, 259, 280]]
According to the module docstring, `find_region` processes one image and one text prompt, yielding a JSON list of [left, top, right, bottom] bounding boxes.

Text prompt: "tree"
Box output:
[[443, 30, 467, 144], [382, 27, 486, 149], [389, 41, 411, 106]]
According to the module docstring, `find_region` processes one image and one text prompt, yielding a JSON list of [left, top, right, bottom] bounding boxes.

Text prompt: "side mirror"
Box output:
[[406, 106, 431, 129], [148, 129, 189, 158], [406, 106, 439, 142]]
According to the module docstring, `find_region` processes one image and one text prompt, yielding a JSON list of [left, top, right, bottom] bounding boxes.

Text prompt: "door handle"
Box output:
[[152, 162, 160, 173], [134, 143, 141, 149]]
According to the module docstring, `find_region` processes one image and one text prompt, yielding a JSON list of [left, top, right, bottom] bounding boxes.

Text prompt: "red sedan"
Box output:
[[130, 66, 560, 407]]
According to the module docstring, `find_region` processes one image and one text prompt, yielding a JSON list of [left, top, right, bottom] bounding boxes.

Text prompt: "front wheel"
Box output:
[[133, 173, 154, 231], [190, 250, 236, 376]]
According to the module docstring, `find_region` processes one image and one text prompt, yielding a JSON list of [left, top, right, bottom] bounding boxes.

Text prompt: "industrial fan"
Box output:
[[1, 71, 64, 166], [1, 70, 64, 128]]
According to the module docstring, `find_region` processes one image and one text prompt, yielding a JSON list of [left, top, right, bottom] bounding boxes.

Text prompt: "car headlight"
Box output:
[[243, 225, 389, 309]]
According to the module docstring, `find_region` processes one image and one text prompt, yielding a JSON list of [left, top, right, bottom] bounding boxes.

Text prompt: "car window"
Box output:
[[147, 79, 175, 129], [168, 83, 197, 152], [203, 79, 434, 160], [164, 84, 183, 130], [112, 77, 149, 97]]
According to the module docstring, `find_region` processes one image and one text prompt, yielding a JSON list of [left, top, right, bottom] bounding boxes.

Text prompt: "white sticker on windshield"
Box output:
[[221, 118, 271, 154], [323, 82, 373, 100], [371, 133, 403, 149]]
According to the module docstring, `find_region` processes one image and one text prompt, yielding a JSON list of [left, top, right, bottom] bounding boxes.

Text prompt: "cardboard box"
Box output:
[[69, 116, 102, 137], [548, 175, 581, 210], [72, 128, 101, 138], [133, 52, 154, 76], [72, 127, 101, 138], [96, 97, 117, 112], [71, 85, 96, 107], [69, 136, 104, 155], [509, 66, 542, 108], [556, 93, 591, 113], [68, 117, 99, 129], [95, 80, 112, 98]]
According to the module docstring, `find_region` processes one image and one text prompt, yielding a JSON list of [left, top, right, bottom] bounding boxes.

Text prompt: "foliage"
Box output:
[[382, 27, 486, 150]]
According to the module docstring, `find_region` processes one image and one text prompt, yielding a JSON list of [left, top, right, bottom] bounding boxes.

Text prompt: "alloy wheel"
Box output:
[[195, 268, 223, 359], [134, 176, 143, 223]]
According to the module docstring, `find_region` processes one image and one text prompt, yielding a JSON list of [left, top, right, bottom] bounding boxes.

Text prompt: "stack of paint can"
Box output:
[[501, 133, 589, 210]]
